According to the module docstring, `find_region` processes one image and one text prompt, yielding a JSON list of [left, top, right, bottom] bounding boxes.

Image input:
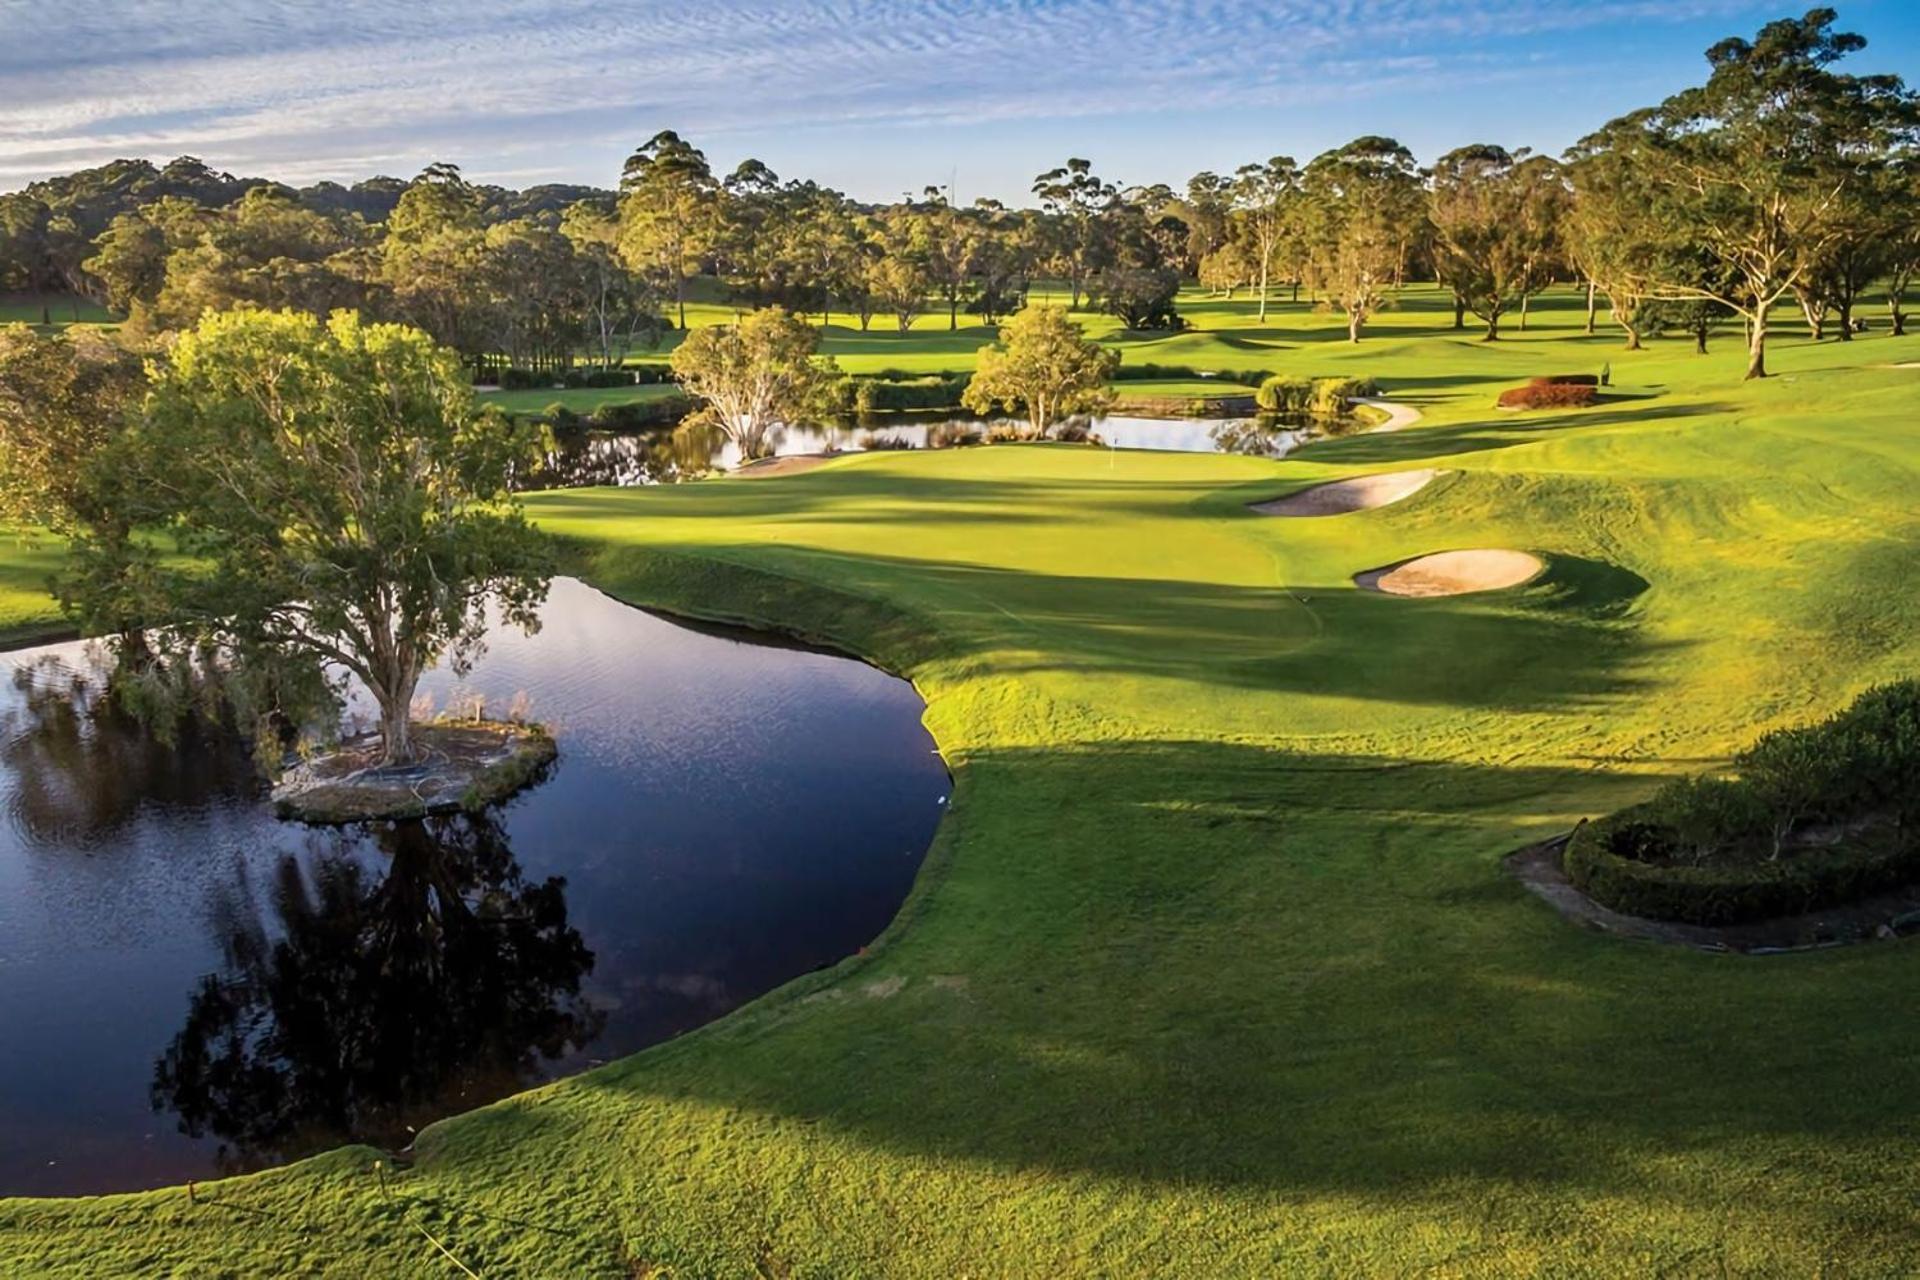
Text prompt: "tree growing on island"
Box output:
[[669, 306, 842, 462], [110, 309, 552, 767], [961, 306, 1117, 440]]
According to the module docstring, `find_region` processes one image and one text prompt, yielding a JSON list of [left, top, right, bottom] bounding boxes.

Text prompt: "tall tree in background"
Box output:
[[1031, 159, 1117, 311], [1429, 146, 1565, 340], [1589, 9, 1916, 378], [618, 131, 719, 329], [1230, 156, 1301, 322], [1301, 137, 1426, 343]]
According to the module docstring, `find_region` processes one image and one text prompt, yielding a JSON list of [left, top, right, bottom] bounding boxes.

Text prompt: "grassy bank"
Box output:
[[7, 291, 1920, 1274]]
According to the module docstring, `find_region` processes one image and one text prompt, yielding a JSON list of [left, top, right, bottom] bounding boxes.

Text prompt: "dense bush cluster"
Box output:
[[844, 374, 972, 414], [1255, 374, 1381, 416], [539, 393, 693, 432], [1497, 380, 1600, 409], [1566, 681, 1920, 923], [496, 364, 676, 392]]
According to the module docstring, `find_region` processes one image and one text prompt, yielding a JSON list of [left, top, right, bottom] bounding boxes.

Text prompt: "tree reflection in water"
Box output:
[[2, 655, 260, 840], [151, 813, 601, 1173]]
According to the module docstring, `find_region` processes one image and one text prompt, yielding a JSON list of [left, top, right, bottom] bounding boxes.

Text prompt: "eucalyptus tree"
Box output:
[[1589, 9, 1916, 378], [1431, 146, 1568, 340], [668, 306, 841, 461], [618, 131, 721, 329], [1031, 158, 1118, 310], [114, 309, 552, 765], [961, 306, 1116, 438], [1300, 137, 1426, 342], [560, 202, 660, 368], [1230, 156, 1301, 322]]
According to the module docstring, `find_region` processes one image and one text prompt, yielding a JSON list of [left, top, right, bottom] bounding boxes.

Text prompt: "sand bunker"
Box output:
[[1354, 549, 1545, 598], [1250, 468, 1439, 517]]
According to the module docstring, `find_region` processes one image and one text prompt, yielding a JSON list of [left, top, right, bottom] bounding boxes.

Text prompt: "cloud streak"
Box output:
[[0, 0, 1778, 192]]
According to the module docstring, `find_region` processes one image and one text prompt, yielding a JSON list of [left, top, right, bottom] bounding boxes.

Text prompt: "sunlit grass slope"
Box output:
[[8, 291, 1920, 1275]]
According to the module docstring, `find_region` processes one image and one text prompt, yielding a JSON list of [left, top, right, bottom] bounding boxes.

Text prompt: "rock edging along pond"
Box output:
[[0, 573, 950, 1197]]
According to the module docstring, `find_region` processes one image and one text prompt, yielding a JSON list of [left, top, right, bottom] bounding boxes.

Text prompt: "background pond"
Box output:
[[529, 413, 1318, 487], [0, 578, 949, 1196]]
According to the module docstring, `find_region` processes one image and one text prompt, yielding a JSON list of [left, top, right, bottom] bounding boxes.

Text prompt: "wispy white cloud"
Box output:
[[0, 0, 1784, 193]]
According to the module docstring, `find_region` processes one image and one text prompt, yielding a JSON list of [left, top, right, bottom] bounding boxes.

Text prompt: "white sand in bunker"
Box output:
[[1250, 468, 1440, 517], [1354, 549, 1546, 598]]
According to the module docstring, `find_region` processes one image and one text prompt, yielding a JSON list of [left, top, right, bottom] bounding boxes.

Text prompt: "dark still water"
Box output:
[[0, 578, 949, 1196]]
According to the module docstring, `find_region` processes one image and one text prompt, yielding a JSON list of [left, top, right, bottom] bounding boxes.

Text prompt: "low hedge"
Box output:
[[1564, 809, 1920, 925], [1564, 680, 1920, 924], [1498, 382, 1599, 410], [847, 374, 972, 413]]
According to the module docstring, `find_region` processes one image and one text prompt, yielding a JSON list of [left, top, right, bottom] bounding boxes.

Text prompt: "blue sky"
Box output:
[[3, 1, 1917, 200]]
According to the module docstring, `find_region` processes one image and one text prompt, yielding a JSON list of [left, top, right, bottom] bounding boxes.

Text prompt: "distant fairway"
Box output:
[[9, 287, 1920, 1274]]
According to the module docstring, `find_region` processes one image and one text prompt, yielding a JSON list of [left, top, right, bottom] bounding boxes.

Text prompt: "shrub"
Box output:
[[579, 394, 694, 431], [1254, 375, 1379, 416], [851, 374, 971, 413], [1565, 680, 1920, 923], [1309, 376, 1379, 418], [543, 403, 585, 433], [1531, 373, 1600, 387], [1497, 382, 1599, 410], [1255, 375, 1313, 413], [498, 367, 554, 392], [561, 367, 639, 389], [1564, 811, 1920, 926]]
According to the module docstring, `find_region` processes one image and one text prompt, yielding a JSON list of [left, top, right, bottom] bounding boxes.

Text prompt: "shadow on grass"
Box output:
[[1297, 401, 1736, 465], [540, 733, 1920, 1213]]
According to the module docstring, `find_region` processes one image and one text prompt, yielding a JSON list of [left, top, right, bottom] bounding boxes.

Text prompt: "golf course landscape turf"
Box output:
[[7, 284, 1920, 1274]]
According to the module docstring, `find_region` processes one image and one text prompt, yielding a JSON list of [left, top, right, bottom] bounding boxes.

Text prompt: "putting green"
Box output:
[[8, 289, 1920, 1275]]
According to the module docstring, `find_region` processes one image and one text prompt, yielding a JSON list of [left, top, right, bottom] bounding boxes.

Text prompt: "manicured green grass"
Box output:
[[0, 528, 70, 644], [479, 382, 685, 416], [1108, 377, 1255, 398], [9, 289, 1920, 1275], [0, 291, 116, 328]]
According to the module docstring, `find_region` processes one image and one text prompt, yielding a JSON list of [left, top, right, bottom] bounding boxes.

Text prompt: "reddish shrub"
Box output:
[[1497, 382, 1600, 410]]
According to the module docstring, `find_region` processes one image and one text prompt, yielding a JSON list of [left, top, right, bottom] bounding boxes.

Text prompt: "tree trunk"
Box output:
[[1519, 291, 1530, 331], [377, 690, 416, 767], [1584, 280, 1597, 335], [1483, 311, 1500, 342], [1291, 279, 1300, 304], [1694, 323, 1709, 356], [1623, 324, 1642, 351], [1837, 297, 1853, 342], [1745, 310, 1768, 380], [1799, 295, 1824, 342], [1891, 292, 1907, 336], [1257, 257, 1269, 323], [676, 277, 687, 331], [1453, 296, 1466, 330], [1347, 310, 1363, 343]]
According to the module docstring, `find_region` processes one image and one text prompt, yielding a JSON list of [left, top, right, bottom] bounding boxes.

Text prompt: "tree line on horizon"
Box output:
[[0, 8, 1913, 379]]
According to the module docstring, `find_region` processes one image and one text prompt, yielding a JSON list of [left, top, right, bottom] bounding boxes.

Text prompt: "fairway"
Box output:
[[8, 289, 1920, 1274]]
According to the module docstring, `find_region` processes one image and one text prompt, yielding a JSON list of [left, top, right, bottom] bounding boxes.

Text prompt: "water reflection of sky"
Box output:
[[0, 578, 949, 1195]]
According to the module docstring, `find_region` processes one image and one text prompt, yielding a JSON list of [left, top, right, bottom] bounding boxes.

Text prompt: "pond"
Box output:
[[0, 578, 950, 1196], [529, 413, 1319, 487]]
